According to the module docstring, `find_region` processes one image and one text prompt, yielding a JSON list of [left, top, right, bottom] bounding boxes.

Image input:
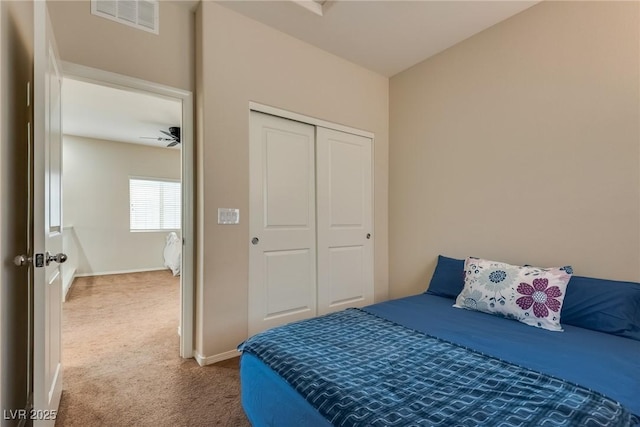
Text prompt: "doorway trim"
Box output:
[[61, 61, 194, 358], [0, 0, 4, 409]]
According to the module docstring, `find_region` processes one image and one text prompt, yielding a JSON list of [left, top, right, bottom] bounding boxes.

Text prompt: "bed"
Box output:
[[238, 256, 640, 426]]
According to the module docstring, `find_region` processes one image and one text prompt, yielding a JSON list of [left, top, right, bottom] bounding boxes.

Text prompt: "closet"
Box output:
[[249, 111, 373, 335]]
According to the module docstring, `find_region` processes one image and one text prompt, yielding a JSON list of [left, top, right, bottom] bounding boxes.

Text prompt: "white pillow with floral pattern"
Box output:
[[454, 257, 573, 331]]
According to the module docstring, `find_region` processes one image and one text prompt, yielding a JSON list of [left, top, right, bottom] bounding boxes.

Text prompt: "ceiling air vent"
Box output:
[[91, 0, 159, 35]]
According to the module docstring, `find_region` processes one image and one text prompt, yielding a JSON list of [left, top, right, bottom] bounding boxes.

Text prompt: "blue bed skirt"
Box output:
[[241, 352, 332, 427]]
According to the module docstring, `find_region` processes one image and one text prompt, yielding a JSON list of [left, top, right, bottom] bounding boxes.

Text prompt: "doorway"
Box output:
[[60, 62, 194, 358]]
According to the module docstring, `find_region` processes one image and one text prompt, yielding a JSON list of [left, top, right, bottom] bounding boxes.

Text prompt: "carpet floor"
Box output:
[[56, 270, 250, 427]]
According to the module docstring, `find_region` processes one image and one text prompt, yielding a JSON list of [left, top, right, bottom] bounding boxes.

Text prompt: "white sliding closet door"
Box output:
[[249, 112, 317, 336], [316, 127, 373, 315]]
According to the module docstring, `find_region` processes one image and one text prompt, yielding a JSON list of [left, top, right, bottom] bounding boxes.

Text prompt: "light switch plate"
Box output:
[[218, 208, 240, 225]]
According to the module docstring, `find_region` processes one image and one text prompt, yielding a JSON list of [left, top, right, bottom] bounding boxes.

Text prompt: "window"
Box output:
[[130, 178, 181, 231]]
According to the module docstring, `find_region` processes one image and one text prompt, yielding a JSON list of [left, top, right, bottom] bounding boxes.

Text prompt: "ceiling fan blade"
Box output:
[[141, 136, 173, 142], [160, 130, 174, 138], [167, 140, 179, 147]]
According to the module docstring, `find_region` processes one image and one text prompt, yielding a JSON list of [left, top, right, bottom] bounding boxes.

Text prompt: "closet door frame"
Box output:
[[248, 102, 375, 333], [249, 102, 374, 141]]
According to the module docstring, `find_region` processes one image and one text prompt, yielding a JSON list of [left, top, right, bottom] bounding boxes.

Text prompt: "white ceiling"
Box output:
[[217, 0, 541, 77], [62, 79, 182, 149]]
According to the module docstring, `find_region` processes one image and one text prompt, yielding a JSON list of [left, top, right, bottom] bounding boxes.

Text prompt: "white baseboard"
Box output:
[[75, 267, 167, 277], [194, 349, 240, 366], [62, 267, 77, 302]]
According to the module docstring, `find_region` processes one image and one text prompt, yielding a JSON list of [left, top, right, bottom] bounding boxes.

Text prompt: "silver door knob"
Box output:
[[14, 254, 32, 267], [366, 233, 371, 239], [251, 237, 259, 245], [45, 252, 67, 266]]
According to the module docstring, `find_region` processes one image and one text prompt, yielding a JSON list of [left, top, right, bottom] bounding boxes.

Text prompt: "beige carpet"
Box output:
[[56, 270, 250, 427]]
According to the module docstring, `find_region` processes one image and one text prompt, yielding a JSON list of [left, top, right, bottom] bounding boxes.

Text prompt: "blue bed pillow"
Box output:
[[561, 275, 640, 341], [426, 255, 465, 299], [427, 255, 640, 341]]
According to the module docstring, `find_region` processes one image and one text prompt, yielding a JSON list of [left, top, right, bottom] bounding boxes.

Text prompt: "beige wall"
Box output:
[[63, 135, 181, 276], [196, 2, 389, 359], [48, 0, 194, 91], [389, 1, 640, 298]]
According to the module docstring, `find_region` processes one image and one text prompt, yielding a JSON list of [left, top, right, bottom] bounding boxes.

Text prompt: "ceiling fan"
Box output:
[[140, 126, 181, 147]]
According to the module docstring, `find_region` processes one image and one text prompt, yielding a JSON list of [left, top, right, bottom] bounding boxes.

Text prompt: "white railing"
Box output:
[[62, 225, 79, 301]]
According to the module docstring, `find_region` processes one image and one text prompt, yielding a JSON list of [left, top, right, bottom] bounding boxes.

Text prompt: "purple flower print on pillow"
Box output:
[[516, 278, 563, 318]]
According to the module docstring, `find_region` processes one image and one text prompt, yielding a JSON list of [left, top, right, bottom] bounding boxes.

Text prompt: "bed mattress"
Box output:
[[240, 294, 640, 426]]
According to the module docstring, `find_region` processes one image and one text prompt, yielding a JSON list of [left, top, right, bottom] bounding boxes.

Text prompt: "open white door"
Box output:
[[33, 1, 64, 424]]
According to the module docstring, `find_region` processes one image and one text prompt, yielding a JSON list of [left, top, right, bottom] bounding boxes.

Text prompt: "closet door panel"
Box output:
[[317, 127, 373, 315], [249, 112, 317, 335], [264, 249, 314, 317], [264, 132, 311, 227], [329, 142, 364, 226], [327, 246, 365, 305]]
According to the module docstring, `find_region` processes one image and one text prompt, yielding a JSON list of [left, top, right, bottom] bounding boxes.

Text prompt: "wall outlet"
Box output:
[[218, 208, 239, 224]]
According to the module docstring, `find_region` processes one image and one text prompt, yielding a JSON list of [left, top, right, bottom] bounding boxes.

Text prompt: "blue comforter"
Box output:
[[239, 308, 639, 426]]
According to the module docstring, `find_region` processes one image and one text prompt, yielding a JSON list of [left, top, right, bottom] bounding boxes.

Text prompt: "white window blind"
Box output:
[[130, 178, 181, 231]]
